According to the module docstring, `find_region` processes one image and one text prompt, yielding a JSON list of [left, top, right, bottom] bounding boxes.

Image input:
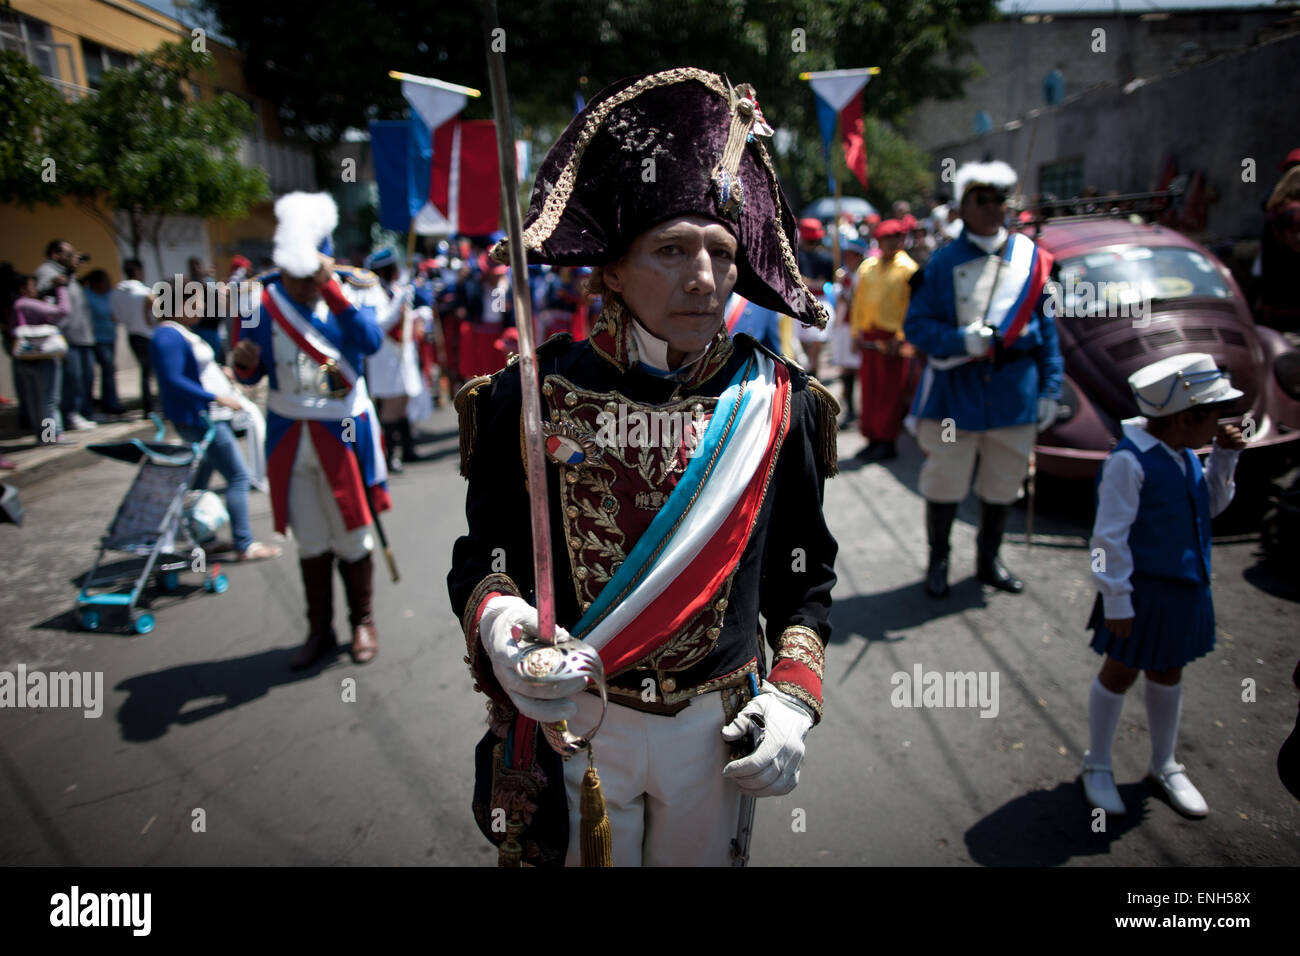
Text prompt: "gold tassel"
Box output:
[[454, 375, 492, 477], [807, 377, 841, 477], [579, 751, 613, 867]]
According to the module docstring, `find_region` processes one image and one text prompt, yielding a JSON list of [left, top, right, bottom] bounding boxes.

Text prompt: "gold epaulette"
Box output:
[[334, 264, 379, 288], [806, 377, 841, 478], [454, 374, 494, 477]]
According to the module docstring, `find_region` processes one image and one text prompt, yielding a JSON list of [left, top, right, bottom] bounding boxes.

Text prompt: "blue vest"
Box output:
[[1097, 436, 1212, 584]]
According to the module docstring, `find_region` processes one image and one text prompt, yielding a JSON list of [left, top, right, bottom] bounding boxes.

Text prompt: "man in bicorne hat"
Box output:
[[449, 69, 839, 866], [904, 161, 1063, 598], [231, 192, 391, 668]]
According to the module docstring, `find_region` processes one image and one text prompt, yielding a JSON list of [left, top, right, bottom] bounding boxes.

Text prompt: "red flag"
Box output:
[[431, 119, 502, 235], [841, 90, 868, 189]]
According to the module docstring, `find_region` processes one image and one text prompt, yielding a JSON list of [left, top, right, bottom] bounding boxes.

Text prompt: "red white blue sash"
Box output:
[[262, 282, 360, 389], [571, 352, 791, 676]]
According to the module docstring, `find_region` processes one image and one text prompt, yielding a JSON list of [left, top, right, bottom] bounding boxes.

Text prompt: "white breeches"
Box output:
[[562, 690, 743, 867], [916, 419, 1036, 504], [288, 433, 373, 561]]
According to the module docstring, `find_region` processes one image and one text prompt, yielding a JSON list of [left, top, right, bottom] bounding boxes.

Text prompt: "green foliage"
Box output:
[[73, 43, 270, 247], [198, 0, 995, 206], [0, 43, 269, 255], [0, 52, 88, 207]]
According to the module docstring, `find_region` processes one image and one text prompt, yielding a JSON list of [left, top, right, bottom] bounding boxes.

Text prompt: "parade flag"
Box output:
[[515, 139, 531, 184], [387, 71, 500, 236], [369, 120, 418, 232], [803, 68, 878, 190]]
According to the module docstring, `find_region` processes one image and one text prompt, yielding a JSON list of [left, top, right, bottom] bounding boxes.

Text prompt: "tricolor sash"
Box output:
[[571, 352, 791, 676], [930, 232, 1053, 371], [262, 282, 361, 389]]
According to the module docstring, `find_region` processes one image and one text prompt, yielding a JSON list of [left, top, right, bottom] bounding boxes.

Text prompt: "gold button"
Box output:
[[706, 627, 721, 639], [565, 392, 578, 407], [604, 402, 618, 413], [582, 601, 592, 612], [565, 505, 579, 518], [550, 410, 560, 422], [714, 597, 728, 611], [661, 676, 677, 693], [569, 537, 583, 550], [575, 567, 588, 580], [565, 472, 578, 484], [542, 382, 553, 396]]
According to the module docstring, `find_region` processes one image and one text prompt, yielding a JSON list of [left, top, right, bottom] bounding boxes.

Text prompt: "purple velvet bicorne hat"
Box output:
[[491, 68, 828, 328]]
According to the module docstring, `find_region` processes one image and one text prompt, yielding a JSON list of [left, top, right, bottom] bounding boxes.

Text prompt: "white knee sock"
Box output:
[[1088, 676, 1126, 768], [1145, 679, 1183, 774]]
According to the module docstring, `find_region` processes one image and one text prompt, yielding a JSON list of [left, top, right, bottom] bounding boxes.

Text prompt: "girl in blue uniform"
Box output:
[[1080, 353, 1246, 818]]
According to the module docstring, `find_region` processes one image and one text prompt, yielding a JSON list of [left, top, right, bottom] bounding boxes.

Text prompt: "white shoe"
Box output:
[[1147, 763, 1209, 818], [69, 413, 98, 430], [1079, 751, 1126, 815]]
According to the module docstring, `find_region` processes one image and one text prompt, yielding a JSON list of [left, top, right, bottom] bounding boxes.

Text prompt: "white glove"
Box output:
[[963, 322, 994, 357], [1037, 397, 1060, 432], [721, 681, 815, 797], [479, 595, 589, 723]]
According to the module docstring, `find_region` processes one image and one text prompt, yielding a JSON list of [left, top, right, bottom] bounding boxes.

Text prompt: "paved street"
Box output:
[[1, 399, 1297, 866]]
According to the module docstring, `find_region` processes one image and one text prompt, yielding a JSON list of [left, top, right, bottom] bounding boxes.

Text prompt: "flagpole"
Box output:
[[831, 111, 843, 281]]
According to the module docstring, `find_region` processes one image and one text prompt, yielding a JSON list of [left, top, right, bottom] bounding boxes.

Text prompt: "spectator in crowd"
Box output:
[[830, 235, 867, 429], [851, 219, 918, 461], [1256, 165, 1300, 334], [151, 289, 281, 563], [796, 217, 834, 377], [188, 257, 225, 363], [1, 262, 25, 437], [363, 248, 425, 473], [111, 259, 157, 419], [9, 272, 74, 446], [83, 269, 127, 418], [35, 240, 97, 431]]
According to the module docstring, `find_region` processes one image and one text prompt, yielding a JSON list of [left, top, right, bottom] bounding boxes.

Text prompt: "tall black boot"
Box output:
[[398, 418, 422, 463], [290, 553, 337, 670], [976, 500, 1024, 593], [338, 553, 378, 664], [839, 371, 857, 429], [383, 422, 402, 473], [925, 501, 958, 598]]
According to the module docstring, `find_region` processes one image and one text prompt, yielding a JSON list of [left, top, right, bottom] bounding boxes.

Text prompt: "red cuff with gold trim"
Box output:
[[460, 573, 521, 709], [769, 626, 825, 723]]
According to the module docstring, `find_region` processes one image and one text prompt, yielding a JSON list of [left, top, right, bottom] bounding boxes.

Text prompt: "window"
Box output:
[[82, 39, 135, 90], [1039, 157, 1084, 202], [0, 10, 60, 80]]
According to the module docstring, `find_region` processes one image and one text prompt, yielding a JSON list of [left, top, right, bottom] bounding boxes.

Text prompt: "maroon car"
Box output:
[[1030, 218, 1300, 480]]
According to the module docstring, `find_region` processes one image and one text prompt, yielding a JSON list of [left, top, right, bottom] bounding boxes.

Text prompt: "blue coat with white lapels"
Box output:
[[905, 227, 1063, 432]]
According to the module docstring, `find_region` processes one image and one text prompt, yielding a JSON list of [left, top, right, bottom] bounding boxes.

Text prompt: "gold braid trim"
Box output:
[[462, 573, 522, 697], [454, 375, 493, 477], [772, 681, 823, 724], [774, 625, 826, 680], [751, 136, 830, 330], [806, 377, 840, 477]]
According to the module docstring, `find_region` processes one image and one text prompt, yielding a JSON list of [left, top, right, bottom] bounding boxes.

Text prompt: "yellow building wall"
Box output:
[[3, 0, 280, 278]]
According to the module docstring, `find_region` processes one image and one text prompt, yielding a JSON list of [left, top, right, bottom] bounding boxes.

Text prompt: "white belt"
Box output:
[[267, 375, 372, 421]]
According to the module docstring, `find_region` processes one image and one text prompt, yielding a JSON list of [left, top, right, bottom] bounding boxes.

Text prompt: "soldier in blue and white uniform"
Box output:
[[904, 161, 1063, 598], [231, 193, 390, 669]]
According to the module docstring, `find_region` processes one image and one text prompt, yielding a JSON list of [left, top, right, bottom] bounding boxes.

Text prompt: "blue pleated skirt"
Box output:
[[1088, 573, 1216, 671]]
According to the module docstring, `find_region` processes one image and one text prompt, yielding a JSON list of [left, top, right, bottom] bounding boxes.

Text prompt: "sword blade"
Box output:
[[478, 0, 555, 644], [731, 794, 756, 867]]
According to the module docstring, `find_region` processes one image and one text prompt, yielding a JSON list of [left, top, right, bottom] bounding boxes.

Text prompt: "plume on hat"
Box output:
[[955, 161, 1017, 204], [273, 192, 338, 278]]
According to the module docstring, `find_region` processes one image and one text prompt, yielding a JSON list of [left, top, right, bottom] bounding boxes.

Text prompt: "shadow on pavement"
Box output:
[[114, 646, 344, 742], [964, 780, 1153, 865]]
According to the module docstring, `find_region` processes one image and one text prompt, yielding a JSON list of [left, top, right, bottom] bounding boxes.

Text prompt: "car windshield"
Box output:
[[1056, 246, 1233, 315]]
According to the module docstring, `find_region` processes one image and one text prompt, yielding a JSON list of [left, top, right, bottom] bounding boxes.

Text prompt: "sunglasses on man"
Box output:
[[970, 190, 1007, 207]]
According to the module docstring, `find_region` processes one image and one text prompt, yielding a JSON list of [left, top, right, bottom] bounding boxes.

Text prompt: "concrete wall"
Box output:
[[917, 29, 1300, 242]]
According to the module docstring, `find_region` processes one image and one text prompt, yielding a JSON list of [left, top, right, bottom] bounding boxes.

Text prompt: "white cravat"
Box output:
[[966, 227, 1008, 255], [629, 316, 707, 377]]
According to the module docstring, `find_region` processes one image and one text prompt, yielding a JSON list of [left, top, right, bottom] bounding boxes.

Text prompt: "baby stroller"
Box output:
[[77, 415, 230, 634]]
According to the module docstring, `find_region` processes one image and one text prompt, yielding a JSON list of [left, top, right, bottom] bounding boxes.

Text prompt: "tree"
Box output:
[[69, 43, 270, 275], [198, 0, 994, 209], [0, 52, 88, 208]]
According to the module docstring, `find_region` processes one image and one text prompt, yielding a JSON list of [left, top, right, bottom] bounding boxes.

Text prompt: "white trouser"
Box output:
[[562, 690, 743, 867], [916, 419, 1036, 505], [288, 431, 373, 561]]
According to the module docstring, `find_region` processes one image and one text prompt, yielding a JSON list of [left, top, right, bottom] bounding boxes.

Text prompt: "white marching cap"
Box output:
[[1128, 352, 1244, 417], [955, 160, 1017, 204], [273, 192, 339, 278]]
